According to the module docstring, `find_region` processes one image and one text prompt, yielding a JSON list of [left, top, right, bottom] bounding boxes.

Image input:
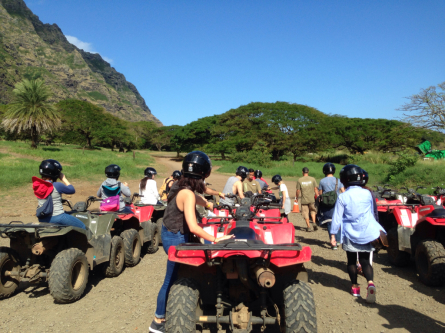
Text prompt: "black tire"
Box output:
[[146, 220, 161, 254], [103, 236, 125, 277], [166, 278, 199, 333], [48, 248, 89, 304], [415, 240, 445, 287], [387, 228, 411, 267], [283, 280, 317, 333], [0, 247, 21, 299], [121, 229, 141, 267]]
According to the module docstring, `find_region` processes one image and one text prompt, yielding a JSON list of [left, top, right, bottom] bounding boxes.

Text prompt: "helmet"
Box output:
[[254, 170, 262, 179], [339, 165, 363, 187], [172, 170, 182, 180], [105, 164, 121, 178], [272, 174, 282, 185], [39, 159, 62, 179], [323, 163, 336, 175], [144, 167, 157, 177], [182, 151, 212, 179], [236, 166, 249, 180], [362, 169, 369, 185]]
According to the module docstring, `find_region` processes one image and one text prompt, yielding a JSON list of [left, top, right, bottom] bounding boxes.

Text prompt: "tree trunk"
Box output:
[[86, 136, 92, 148], [176, 151, 180, 157], [30, 126, 38, 149], [221, 151, 226, 160]]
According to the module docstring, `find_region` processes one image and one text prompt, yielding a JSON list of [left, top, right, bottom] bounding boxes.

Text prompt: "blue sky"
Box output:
[[24, 0, 445, 126]]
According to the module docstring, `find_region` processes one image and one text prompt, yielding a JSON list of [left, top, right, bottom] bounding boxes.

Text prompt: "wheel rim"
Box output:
[[1, 257, 15, 288], [132, 236, 141, 260], [417, 250, 429, 276], [71, 259, 86, 291]]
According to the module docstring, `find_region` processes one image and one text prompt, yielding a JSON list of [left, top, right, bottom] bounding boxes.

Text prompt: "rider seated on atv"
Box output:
[[159, 170, 182, 202], [219, 166, 248, 206], [33, 159, 86, 229], [271, 174, 291, 217], [244, 168, 262, 194], [97, 164, 133, 214], [139, 167, 162, 205], [149, 151, 234, 333], [254, 169, 270, 191]]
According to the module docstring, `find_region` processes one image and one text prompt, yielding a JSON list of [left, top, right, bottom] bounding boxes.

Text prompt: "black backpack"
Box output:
[[320, 179, 338, 208]]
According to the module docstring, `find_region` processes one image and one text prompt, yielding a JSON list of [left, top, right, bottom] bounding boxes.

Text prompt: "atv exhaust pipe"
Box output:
[[254, 266, 275, 288]]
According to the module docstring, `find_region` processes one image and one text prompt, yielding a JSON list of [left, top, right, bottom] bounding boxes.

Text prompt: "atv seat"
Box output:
[[228, 227, 262, 242], [425, 208, 445, 218]]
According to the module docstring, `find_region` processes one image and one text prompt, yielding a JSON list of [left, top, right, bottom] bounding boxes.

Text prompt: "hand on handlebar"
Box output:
[[205, 201, 214, 211], [214, 234, 235, 243]]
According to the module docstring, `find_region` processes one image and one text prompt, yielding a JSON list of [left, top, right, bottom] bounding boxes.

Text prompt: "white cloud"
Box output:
[[65, 35, 113, 64]]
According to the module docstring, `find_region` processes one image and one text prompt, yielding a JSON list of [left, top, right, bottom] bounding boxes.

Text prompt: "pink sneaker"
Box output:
[[350, 286, 361, 297], [366, 283, 376, 303]]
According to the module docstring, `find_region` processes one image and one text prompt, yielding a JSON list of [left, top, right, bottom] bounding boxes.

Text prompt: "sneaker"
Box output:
[[306, 226, 313, 232], [332, 245, 338, 250], [350, 286, 361, 297], [313, 224, 319, 231], [366, 283, 376, 303], [149, 320, 165, 333]]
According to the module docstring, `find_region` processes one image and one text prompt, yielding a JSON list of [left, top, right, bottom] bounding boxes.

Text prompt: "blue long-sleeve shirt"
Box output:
[[330, 186, 383, 245]]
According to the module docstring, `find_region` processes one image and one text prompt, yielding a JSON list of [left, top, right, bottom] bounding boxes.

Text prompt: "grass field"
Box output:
[[0, 141, 154, 190]]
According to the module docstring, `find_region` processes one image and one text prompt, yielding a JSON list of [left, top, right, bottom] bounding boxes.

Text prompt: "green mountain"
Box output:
[[0, 0, 161, 125]]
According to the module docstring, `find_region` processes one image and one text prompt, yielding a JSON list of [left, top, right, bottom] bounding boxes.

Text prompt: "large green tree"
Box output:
[[2, 79, 61, 148]]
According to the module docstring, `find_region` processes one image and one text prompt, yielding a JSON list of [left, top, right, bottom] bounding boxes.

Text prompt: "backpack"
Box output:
[[36, 191, 54, 218], [158, 177, 172, 201], [320, 179, 338, 208], [100, 183, 121, 212]]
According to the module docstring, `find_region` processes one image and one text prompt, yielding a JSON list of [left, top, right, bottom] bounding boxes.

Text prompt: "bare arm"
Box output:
[[233, 181, 245, 199], [315, 187, 319, 197], [340, 187, 345, 193], [296, 189, 301, 199], [205, 187, 225, 199]]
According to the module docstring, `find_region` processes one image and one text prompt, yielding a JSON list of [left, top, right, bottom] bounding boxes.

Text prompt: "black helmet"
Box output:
[[254, 170, 262, 179], [172, 170, 182, 179], [339, 164, 363, 187], [272, 174, 282, 185], [323, 163, 336, 176], [105, 164, 121, 178], [144, 167, 157, 177], [39, 159, 62, 180], [362, 169, 369, 185], [236, 166, 249, 180], [182, 151, 212, 179]]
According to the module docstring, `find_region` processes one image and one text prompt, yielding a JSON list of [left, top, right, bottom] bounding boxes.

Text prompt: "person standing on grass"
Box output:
[[318, 163, 345, 250], [296, 167, 319, 232], [149, 151, 234, 333], [244, 168, 262, 194], [271, 175, 291, 217], [330, 164, 384, 303], [33, 159, 86, 229]]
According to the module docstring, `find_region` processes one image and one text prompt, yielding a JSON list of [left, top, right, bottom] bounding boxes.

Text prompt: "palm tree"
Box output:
[[2, 79, 61, 148]]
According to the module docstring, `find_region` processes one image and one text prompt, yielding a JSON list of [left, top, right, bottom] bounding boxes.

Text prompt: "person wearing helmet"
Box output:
[[244, 169, 262, 195], [149, 151, 234, 333], [330, 164, 385, 303], [139, 167, 161, 205], [254, 170, 270, 191], [361, 169, 379, 222], [97, 164, 132, 214], [271, 175, 291, 216], [318, 163, 345, 249], [32, 159, 86, 229], [219, 166, 248, 206], [296, 167, 319, 232]]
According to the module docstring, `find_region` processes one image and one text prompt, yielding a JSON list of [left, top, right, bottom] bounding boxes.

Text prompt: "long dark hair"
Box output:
[[140, 175, 153, 190], [168, 176, 206, 203]]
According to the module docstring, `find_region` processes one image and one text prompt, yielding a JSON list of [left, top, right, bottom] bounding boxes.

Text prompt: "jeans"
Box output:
[[119, 206, 134, 214], [154, 225, 189, 318], [326, 221, 341, 243], [39, 213, 86, 230]]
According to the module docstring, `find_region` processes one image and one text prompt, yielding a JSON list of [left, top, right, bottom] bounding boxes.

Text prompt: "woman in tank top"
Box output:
[[149, 151, 234, 333]]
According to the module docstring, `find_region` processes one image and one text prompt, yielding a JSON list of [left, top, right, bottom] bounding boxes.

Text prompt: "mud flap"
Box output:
[[397, 225, 414, 253], [140, 221, 154, 244], [89, 234, 112, 267]]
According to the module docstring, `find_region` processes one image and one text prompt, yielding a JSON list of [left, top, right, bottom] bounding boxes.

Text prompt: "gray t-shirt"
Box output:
[[220, 176, 239, 206], [319, 177, 344, 194]]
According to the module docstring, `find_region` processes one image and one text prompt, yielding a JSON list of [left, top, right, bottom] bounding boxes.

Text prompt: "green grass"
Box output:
[[87, 91, 109, 101], [0, 141, 154, 190]]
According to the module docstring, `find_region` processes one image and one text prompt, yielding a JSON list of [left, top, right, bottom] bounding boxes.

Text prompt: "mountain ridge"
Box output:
[[0, 0, 162, 125]]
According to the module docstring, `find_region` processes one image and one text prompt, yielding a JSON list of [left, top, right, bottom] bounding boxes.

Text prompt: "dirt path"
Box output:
[[1, 156, 445, 333]]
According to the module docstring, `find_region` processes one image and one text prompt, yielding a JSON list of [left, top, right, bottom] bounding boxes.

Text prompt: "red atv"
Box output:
[[377, 190, 445, 286], [165, 197, 316, 333]]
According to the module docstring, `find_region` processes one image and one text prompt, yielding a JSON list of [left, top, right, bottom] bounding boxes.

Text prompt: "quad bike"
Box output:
[[166, 195, 316, 333], [377, 191, 445, 286], [431, 185, 445, 207], [131, 193, 166, 253], [0, 199, 129, 303]]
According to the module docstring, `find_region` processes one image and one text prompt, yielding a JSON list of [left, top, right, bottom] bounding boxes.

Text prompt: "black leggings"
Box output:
[[346, 251, 373, 285]]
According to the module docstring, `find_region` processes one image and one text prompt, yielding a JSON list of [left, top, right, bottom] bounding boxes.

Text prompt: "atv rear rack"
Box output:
[[0, 222, 68, 230]]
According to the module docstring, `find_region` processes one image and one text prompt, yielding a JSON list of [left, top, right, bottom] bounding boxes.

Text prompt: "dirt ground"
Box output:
[[1, 156, 445, 333]]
